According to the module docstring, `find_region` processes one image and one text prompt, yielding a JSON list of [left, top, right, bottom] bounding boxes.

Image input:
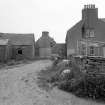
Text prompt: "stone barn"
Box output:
[[0, 33, 35, 60], [66, 4, 105, 57], [35, 31, 56, 58]]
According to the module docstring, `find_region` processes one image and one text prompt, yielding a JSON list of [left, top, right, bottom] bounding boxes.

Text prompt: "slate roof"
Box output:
[[66, 18, 105, 42], [36, 34, 56, 48], [0, 33, 35, 45]]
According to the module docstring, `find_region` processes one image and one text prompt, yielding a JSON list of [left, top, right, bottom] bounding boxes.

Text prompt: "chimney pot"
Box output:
[[84, 4, 96, 9], [42, 31, 49, 37], [89, 4, 91, 8], [91, 4, 93, 8]]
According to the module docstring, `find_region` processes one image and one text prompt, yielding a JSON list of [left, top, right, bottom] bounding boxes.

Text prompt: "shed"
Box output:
[[0, 39, 11, 62], [0, 33, 35, 60]]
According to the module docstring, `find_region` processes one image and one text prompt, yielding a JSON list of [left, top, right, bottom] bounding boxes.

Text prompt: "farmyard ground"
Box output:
[[0, 60, 104, 105]]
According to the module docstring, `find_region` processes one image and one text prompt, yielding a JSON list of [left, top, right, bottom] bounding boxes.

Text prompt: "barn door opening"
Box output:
[[18, 49, 22, 55], [16, 48, 23, 60]]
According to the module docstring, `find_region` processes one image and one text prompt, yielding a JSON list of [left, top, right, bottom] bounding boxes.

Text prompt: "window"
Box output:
[[50, 42, 55, 47], [90, 30, 95, 37], [86, 30, 95, 38], [90, 46, 94, 55], [86, 30, 90, 38], [82, 46, 86, 55], [81, 44, 86, 55], [18, 49, 22, 54], [50, 42, 54, 47]]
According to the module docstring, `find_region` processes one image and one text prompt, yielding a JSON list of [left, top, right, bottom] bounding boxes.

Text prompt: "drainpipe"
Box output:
[[77, 40, 78, 55], [86, 39, 88, 56]]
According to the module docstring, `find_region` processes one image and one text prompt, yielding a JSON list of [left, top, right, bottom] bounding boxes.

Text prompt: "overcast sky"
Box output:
[[0, 0, 104, 43]]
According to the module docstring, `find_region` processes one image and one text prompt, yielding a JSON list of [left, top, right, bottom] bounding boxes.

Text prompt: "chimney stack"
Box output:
[[42, 31, 49, 37], [84, 4, 95, 9], [82, 4, 98, 28]]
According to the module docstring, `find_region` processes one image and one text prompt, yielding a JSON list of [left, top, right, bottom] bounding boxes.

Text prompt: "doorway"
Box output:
[[18, 49, 22, 55]]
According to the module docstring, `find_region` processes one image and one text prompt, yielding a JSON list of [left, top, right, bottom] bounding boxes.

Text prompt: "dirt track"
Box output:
[[0, 60, 104, 105]]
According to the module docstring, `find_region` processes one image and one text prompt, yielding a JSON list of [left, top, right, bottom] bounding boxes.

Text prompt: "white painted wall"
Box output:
[[103, 47, 105, 58], [67, 49, 75, 56]]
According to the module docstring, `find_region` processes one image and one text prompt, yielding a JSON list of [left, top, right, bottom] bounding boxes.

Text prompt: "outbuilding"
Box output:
[[36, 31, 56, 58], [0, 33, 35, 60]]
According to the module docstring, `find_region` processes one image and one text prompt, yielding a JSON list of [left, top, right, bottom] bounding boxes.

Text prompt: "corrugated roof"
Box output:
[[0, 33, 35, 45], [101, 18, 105, 22]]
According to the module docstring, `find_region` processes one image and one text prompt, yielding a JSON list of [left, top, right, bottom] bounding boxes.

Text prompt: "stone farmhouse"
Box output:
[[66, 4, 105, 58]]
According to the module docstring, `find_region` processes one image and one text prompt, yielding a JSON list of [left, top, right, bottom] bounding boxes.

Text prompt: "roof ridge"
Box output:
[[0, 32, 34, 35]]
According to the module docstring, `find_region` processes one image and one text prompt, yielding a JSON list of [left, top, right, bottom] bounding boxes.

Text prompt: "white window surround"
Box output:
[[90, 46, 94, 55], [86, 29, 95, 38]]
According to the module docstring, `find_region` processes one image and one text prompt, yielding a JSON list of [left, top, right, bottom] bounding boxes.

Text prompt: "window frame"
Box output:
[[90, 46, 94, 55], [85, 29, 95, 38]]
